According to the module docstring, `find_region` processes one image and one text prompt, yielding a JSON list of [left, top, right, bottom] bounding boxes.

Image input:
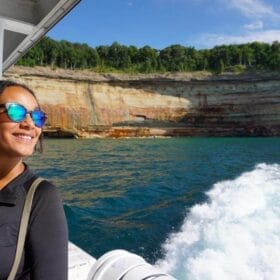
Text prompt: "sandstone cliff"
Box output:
[[4, 66, 280, 137]]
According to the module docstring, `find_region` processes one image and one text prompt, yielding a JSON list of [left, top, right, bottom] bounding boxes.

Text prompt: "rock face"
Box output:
[[4, 66, 280, 137]]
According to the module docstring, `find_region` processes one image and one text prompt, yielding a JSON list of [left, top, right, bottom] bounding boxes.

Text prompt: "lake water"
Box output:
[[26, 137, 280, 280]]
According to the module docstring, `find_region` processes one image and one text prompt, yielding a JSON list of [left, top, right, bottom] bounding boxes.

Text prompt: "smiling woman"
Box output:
[[0, 83, 43, 158], [0, 80, 68, 280]]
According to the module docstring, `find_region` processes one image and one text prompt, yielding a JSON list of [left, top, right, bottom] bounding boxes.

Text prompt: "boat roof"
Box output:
[[0, 0, 81, 77]]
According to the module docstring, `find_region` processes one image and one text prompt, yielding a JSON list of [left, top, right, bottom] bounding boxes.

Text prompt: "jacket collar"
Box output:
[[0, 164, 34, 206]]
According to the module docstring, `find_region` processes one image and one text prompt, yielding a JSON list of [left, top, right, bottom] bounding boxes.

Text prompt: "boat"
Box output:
[[0, 1, 176, 279]]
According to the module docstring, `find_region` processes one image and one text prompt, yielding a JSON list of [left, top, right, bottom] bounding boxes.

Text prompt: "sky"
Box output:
[[47, 0, 280, 50]]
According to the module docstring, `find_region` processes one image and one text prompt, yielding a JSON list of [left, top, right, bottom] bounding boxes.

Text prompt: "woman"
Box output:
[[0, 80, 68, 279]]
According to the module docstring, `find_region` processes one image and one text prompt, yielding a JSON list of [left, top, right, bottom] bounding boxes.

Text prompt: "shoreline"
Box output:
[[43, 125, 279, 139]]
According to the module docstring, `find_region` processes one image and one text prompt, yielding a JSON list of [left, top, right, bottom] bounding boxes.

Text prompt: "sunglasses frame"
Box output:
[[0, 102, 47, 128]]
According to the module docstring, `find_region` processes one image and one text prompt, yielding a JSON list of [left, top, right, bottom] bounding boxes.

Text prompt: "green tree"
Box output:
[[268, 41, 280, 70], [17, 36, 277, 74], [250, 42, 269, 68], [217, 59, 225, 73], [96, 45, 109, 69], [159, 45, 190, 71], [208, 45, 231, 71], [242, 45, 254, 66], [137, 45, 158, 72]]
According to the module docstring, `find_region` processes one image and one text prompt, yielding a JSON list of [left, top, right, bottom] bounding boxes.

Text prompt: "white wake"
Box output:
[[156, 163, 280, 280]]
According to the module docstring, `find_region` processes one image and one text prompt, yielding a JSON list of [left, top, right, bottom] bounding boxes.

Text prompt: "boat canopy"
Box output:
[[0, 0, 81, 78]]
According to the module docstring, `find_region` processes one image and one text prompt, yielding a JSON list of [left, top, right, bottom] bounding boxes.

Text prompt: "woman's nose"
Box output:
[[19, 113, 35, 128]]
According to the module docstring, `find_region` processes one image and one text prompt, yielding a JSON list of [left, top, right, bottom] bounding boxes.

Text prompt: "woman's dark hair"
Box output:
[[0, 80, 44, 153]]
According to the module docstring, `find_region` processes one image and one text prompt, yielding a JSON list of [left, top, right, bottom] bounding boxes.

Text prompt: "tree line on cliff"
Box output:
[[17, 37, 280, 73]]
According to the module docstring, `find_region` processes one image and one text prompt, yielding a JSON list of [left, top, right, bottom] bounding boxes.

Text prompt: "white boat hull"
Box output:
[[68, 242, 96, 280], [68, 242, 176, 280]]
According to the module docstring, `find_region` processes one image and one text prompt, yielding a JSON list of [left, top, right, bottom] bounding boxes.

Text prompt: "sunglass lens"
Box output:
[[7, 103, 26, 122], [32, 110, 46, 128]]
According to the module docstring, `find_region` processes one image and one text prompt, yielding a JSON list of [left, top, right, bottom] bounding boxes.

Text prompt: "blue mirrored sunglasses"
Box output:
[[0, 102, 47, 128]]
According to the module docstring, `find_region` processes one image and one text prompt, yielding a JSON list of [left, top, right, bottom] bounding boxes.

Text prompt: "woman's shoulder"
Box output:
[[27, 177, 65, 225], [33, 178, 62, 202], [21, 165, 64, 211], [23, 178, 61, 206], [22, 165, 59, 196]]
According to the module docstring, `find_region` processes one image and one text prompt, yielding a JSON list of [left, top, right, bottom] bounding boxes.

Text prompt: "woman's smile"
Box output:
[[13, 132, 35, 141]]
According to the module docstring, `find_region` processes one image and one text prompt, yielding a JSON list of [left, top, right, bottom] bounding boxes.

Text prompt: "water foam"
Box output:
[[156, 163, 280, 280]]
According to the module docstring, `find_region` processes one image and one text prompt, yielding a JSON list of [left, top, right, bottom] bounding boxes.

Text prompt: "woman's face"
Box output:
[[0, 86, 42, 159]]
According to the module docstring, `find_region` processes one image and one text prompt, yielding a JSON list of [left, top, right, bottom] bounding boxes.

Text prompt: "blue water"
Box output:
[[26, 137, 280, 279]]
